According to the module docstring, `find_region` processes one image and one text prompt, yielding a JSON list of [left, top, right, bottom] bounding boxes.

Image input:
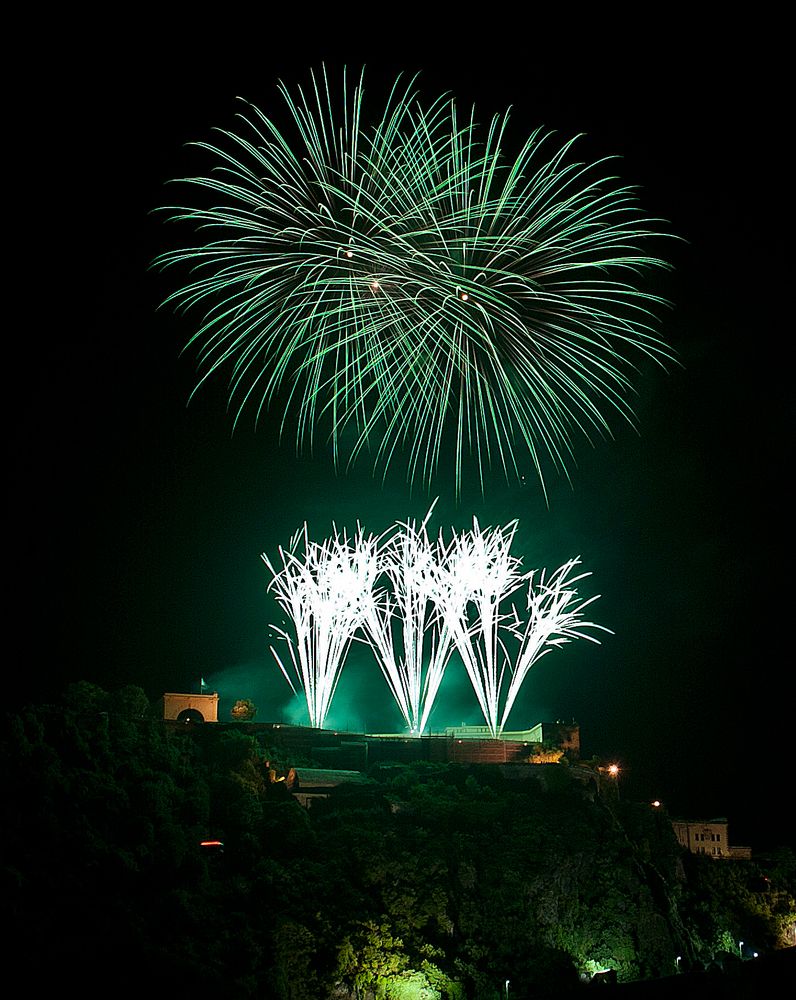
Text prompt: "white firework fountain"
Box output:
[[357, 504, 457, 736], [262, 523, 380, 730], [262, 507, 609, 736]]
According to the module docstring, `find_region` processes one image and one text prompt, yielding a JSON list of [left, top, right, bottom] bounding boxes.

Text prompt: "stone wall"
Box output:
[[162, 692, 219, 722]]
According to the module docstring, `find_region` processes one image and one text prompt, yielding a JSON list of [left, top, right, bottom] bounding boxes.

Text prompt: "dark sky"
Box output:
[[12, 21, 790, 848]]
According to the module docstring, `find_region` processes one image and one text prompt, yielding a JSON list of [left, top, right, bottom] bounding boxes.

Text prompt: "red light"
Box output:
[[200, 840, 224, 847]]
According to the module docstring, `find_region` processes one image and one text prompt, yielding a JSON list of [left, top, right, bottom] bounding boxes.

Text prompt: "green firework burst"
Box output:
[[155, 67, 676, 495]]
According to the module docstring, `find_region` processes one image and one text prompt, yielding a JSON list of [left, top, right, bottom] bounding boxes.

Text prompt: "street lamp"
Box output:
[[675, 956, 682, 972], [738, 940, 743, 958], [605, 763, 621, 800]]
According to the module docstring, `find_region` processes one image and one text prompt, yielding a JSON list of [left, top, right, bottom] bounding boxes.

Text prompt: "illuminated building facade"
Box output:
[[671, 818, 751, 860], [444, 721, 580, 758], [162, 691, 219, 723]]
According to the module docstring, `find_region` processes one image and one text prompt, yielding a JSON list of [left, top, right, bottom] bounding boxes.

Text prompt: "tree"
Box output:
[[109, 685, 151, 719], [231, 699, 257, 722], [63, 679, 109, 715]]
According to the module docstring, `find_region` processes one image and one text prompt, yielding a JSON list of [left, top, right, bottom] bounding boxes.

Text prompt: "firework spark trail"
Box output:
[[436, 518, 528, 738], [156, 67, 675, 495], [357, 503, 457, 735], [262, 523, 379, 729], [498, 560, 611, 732], [263, 510, 608, 734]]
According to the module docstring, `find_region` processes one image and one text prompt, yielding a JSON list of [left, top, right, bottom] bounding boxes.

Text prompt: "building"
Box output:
[[671, 817, 751, 860], [238, 719, 581, 768], [157, 706, 580, 766], [444, 721, 580, 758], [285, 767, 371, 809], [162, 691, 219, 723]]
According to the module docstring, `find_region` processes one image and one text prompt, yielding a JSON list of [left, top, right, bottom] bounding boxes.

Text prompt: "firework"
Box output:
[[264, 509, 607, 734], [498, 558, 609, 733], [156, 67, 674, 494], [357, 503, 456, 735], [262, 523, 378, 729], [439, 522, 608, 737], [435, 517, 527, 737]]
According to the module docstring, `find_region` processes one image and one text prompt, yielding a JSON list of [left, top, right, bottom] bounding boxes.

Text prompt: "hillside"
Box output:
[[2, 687, 794, 997]]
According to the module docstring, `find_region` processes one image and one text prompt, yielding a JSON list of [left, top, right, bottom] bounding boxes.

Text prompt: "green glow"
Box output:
[[262, 509, 606, 735], [156, 67, 676, 495]]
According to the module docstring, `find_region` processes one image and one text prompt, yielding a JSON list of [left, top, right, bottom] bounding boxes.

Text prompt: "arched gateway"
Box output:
[[162, 692, 219, 723]]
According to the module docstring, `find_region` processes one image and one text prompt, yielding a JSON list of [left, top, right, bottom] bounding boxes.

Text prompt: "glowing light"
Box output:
[[439, 518, 608, 737], [155, 67, 676, 496], [652, 799, 661, 807], [262, 524, 380, 729], [607, 763, 620, 776], [264, 504, 608, 736], [358, 502, 456, 735]]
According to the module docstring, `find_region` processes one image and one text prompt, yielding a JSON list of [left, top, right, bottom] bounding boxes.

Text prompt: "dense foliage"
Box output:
[[2, 684, 793, 997]]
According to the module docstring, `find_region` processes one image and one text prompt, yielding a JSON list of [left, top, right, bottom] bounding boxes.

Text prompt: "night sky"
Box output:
[[12, 22, 790, 849]]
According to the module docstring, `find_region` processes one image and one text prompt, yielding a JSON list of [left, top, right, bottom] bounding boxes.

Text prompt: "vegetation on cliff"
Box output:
[[2, 684, 793, 997]]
